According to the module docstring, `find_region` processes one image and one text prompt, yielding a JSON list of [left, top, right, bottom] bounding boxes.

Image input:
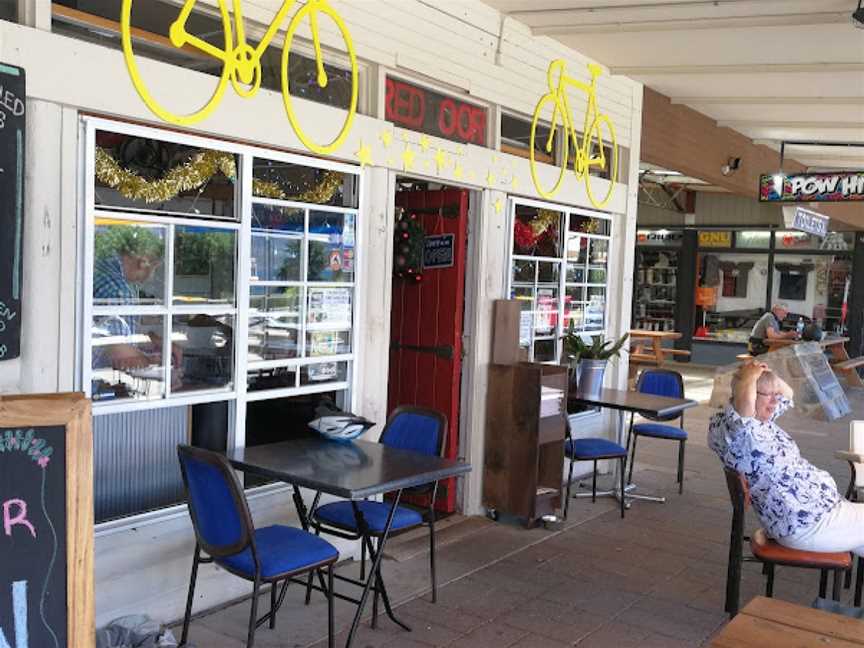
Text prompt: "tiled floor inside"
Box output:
[[176, 366, 863, 647]]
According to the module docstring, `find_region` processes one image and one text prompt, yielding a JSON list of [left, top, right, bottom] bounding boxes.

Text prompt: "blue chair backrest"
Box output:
[[379, 407, 447, 457], [178, 445, 253, 558], [637, 370, 685, 421]]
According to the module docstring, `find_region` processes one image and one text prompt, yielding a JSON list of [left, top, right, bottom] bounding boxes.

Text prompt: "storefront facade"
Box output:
[[1, 1, 642, 623]]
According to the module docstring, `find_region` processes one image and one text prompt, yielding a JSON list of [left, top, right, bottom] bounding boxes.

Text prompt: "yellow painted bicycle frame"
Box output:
[[121, 0, 358, 155]]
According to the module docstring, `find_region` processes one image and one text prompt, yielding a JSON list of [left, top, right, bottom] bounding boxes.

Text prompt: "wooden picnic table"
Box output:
[[709, 596, 864, 647], [629, 329, 690, 366], [764, 336, 864, 388]]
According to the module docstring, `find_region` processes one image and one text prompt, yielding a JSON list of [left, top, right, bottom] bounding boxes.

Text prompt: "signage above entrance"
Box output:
[[385, 76, 487, 146], [760, 172, 864, 202], [784, 206, 829, 238], [698, 231, 732, 248]]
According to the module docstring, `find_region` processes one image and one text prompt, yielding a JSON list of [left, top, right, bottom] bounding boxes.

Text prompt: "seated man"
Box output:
[[748, 302, 797, 355], [709, 361, 863, 557]]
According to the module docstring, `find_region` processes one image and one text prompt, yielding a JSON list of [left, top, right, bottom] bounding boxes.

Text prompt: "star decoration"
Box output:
[[355, 142, 373, 168], [419, 134, 431, 152], [486, 170, 496, 186], [453, 163, 464, 180], [380, 130, 393, 147], [511, 176, 520, 189], [400, 132, 409, 143], [401, 146, 416, 171], [434, 148, 448, 173], [424, 160, 433, 171], [494, 198, 504, 214]]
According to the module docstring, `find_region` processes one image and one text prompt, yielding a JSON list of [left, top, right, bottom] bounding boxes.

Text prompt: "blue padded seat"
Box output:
[[313, 500, 423, 534], [632, 422, 688, 441], [218, 525, 339, 579], [566, 437, 627, 459]]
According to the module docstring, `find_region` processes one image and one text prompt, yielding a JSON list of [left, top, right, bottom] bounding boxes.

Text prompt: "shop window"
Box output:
[[500, 112, 556, 164], [53, 0, 360, 111], [735, 230, 771, 249], [253, 158, 358, 209], [508, 200, 611, 363], [95, 130, 238, 219], [1, 0, 17, 22]]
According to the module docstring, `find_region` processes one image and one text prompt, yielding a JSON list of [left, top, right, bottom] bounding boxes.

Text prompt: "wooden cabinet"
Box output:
[[483, 361, 568, 526]]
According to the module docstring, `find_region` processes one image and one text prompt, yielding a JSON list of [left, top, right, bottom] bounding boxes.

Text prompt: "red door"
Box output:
[[389, 189, 469, 513]]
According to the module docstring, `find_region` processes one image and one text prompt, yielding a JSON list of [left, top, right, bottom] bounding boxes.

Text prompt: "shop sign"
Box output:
[[423, 234, 454, 269], [636, 229, 682, 246], [785, 206, 829, 238], [760, 172, 864, 202], [0, 62, 24, 360], [385, 76, 487, 146], [698, 231, 732, 248]]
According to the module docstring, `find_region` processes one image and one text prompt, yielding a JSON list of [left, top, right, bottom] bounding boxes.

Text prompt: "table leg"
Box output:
[[831, 343, 864, 388], [345, 492, 411, 648], [653, 338, 664, 367]]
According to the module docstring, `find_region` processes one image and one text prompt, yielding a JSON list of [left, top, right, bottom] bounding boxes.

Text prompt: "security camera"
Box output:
[[721, 157, 741, 176]]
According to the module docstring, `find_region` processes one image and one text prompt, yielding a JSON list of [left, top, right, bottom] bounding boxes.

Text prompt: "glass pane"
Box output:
[[588, 267, 607, 284], [500, 113, 556, 164], [94, 131, 237, 218], [289, 52, 354, 110], [253, 158, 358, 208], [570, 215, 610, 236], [511, 287, 534, 348], [172, 315, 234, 393], [307, 287, 352, 329], [247, 367, 298, 392], [307, 330, 351, 357], [589, 239, 609, 267], [249, 287, 301, 362], [735, 230, 771, 249], [251, 233, 302, 282], [534, 287, 559, 337], [94, 221, 166, 306], [251, 204, 304, 233], [300, 361, 349, 386], [1, 1, 17, 21], [566, 285, 585, 304], [564, 297, 584, 330], [585, 289, 606, 331], [91, 315, 165, 401], [776, 230, 827, 250], [537, 261, 560, 285], [173, 227, 236, 305], [511, 259, 536, 284], [567, 235, 588, 264], [513, 204, 562, 257], [534, 339, 557, 362], [566, 263, 585, 284], [821, 232, 854, 251], [308, 212, 356, 282]]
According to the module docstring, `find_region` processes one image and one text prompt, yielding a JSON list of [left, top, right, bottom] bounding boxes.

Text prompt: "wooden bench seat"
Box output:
[[834, 357, 864, 372], [629, 353, 659, 364], [736, 354, 754, 361], [660, 348, 691, 357]]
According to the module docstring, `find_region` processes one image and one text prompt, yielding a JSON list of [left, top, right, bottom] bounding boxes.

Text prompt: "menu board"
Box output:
[[0, 63, 25, 360]]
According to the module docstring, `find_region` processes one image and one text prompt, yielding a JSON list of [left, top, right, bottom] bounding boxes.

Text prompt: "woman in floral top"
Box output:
[[709, 360, 863, 556]]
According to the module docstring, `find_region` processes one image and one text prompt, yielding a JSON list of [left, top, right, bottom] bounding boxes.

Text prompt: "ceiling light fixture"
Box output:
[[853, 0, 864, 28]]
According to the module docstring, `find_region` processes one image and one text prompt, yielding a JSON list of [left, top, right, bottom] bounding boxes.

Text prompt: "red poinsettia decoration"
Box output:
[[514, 219, 537, 251]]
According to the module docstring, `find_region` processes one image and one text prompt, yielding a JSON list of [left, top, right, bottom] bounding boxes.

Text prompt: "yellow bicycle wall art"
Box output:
[[529, 59, 618, 208], [120, 0, 358, 155]]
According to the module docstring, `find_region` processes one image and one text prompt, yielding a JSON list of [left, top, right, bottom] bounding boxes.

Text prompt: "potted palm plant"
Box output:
[[563, 322, 629, 398]]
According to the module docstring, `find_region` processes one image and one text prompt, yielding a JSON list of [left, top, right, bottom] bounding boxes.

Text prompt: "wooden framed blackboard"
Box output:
[[0, 62, 25, 360], [0, 393, 93, 648]]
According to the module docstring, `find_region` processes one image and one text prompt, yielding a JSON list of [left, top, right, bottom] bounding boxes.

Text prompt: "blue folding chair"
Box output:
[[177, 445, 338, 648], [563, 415, 627, 519], [308, 406, 447, 617], [626, 369, 688, 494]]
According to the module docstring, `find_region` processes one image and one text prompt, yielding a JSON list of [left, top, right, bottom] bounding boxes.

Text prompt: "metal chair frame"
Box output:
[[563, 415, 626, 519], [177, 445, 337, 648]]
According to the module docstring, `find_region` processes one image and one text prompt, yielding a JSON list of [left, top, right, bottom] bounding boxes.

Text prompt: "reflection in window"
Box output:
[[94, 131, 237, 218], [174, 227, 236, 304], [300, 361, 348, 386], [512, 205, 562, 257], [249, 287, 301, 361], [94, 222, 166, 306], [91, 315, 165, 402], [500, 112, 556, 164], [1, 1, 17, 22], [253, 158, 358, 208], [172, 314, 234, 392], [308, 212, 356, 282]]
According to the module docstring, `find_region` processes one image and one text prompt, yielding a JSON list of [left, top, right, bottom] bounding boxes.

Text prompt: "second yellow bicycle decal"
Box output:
[[529, 59, 619, 209], [120, 0, 358, 156]]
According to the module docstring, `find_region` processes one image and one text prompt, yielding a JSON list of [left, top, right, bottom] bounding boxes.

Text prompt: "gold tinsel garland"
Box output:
[[95, 146, 343, 205]]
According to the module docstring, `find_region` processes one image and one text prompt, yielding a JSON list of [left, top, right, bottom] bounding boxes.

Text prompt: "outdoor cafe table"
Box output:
[[569, 388, 697, 505], [709, 596, 864, 647], [764, 335, 864, 388], [226, 438, 472, 648]]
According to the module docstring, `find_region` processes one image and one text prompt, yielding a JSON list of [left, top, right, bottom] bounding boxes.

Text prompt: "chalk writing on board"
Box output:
[[0, 429, 59, 648], [0, 85, 24, 131]]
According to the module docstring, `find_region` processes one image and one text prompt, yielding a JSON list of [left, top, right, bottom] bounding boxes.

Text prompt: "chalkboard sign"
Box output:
[[423, 234, 455, 269], [0, 394, 93, 647], [0, 63, 25, 360]]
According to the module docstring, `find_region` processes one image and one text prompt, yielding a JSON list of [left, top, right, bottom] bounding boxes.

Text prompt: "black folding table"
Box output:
[[226, 438, 471, 647]]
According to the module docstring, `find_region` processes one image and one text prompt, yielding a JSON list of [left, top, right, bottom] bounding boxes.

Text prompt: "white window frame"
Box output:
[[80, 117, 363, 525], [505, 196, 612, 364]]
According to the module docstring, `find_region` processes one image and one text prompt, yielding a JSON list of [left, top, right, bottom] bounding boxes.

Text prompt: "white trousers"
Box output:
[[780, 500, 864, 557]]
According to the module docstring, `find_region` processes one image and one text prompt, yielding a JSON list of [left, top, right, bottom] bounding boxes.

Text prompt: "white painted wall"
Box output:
[[0, 0, 643, 625]]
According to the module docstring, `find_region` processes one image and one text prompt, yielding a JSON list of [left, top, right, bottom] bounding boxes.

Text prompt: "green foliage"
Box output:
[[94, 224, 163, 260], [563, 321, 629, 361]]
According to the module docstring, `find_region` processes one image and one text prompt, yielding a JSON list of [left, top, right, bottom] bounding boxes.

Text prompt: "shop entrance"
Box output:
[[388, 180, 470, 513]]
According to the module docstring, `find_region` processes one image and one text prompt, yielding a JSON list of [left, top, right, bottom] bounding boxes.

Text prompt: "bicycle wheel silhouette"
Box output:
[[584, 114, 618, 209], [530, 93, 569, 199], [281, 2, 358, 155], [121, 0, 232, 126]]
